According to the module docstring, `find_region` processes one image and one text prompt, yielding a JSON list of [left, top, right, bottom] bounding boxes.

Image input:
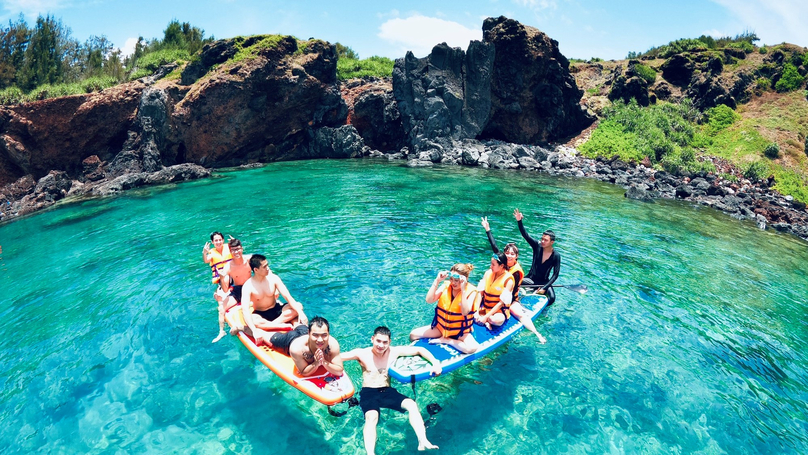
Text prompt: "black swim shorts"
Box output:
[[254, 303, 285, 322], [269, 325, 308, 356], [359, 387, 409, 415]]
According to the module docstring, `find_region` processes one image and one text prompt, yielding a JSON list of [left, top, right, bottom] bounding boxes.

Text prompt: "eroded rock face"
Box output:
[[171, 38, 347, 167], [393, 41, 495, 150], [343, 79, 405, 153], [0, 82, 144, 184], [481, 16, 594, 143]]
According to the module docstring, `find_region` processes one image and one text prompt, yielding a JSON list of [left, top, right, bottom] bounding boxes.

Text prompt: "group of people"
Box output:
[[200, 210, 560, 454]]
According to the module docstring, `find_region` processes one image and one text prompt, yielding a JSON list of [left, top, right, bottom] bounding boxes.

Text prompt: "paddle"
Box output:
[[520, 283, 588, 294]]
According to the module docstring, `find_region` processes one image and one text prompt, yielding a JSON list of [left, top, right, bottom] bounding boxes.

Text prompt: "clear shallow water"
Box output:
[[1, 159, 806, 454]]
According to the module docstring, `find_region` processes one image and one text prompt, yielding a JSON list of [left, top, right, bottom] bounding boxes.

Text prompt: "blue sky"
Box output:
[[1, 0, 806, 61]]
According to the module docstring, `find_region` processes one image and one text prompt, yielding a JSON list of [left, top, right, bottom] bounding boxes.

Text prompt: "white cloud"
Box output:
[[378, 15, 482, 58], [120, 37, 138, 57], [702, 29, 728, 38], [512, 0, 558, 11], [711, 0, 808, 47], [1, 0, 70, 17]]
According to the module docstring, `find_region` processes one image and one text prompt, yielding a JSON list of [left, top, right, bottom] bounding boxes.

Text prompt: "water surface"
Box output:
[[1, 159, 806, 454]]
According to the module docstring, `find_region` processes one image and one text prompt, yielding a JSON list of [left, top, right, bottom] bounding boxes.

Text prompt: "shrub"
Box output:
[[743, 160, 769, 181], [337, 56, 394, 80], [704, 104, 740, 134], [763, 142, 780, 159], [657, 38, 709, 58], [759, 46, 768, 54], [131, 48, 192, 77], [633, 63, 657, 85], [0, 86, 25, 105], [727, 41, 754, 53], [756, 77, 771, 92], [578, 120, 642, 162], [775, 63, 805, 92]]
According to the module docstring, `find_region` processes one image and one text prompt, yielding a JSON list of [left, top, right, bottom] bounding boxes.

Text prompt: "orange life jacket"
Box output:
[[432, 282, 477, 339], [208, 245, 232, 284], [480, 269, 514, 319]]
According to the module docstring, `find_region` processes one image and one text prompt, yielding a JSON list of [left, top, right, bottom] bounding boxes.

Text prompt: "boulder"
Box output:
[[480, 16, 594, 143], [661, 54, 694, 86]]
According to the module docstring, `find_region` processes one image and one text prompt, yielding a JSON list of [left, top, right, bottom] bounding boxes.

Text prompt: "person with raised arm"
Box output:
[[341, 326, 440, 454], [513, 208, 561, 306], [475, 252, 515, 330], [409, 263, 480, 353], [481, 217, 547, 343], [211, 238, 252, 343]]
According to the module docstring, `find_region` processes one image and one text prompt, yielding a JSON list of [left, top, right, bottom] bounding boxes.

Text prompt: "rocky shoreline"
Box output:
[[1, 16, 806, 242], [364, 139, 808, 241]]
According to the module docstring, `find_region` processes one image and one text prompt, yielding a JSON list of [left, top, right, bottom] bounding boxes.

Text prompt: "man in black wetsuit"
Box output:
[[514, 208, 561, 305]]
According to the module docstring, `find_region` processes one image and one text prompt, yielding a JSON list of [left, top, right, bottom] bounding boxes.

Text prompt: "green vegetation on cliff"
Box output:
[[337, 55, 395, 80], [0, 17, 211, 104]]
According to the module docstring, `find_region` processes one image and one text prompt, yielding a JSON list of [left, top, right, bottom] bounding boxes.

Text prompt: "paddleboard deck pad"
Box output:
[[225, 306, 355, 406], [389, 294, 549, 383]]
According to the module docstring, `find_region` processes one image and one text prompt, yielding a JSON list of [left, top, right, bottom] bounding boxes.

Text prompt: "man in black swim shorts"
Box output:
[[340, 326, 440, 454], [264, 316, 344, 378]]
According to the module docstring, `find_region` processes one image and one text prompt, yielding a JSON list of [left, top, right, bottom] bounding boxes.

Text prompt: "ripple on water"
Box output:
[[0, 160, 806, 454]]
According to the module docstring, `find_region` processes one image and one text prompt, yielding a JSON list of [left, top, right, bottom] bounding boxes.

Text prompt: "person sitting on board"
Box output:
[[239, 254, 308, 344], [408, 263, 480, 354], [475, 252, 515, 330], [341, 326, 440, 454], [211, 238, 252, 343], [481, 216, 547, 343], [513, 209, 561, 306], [263, 316, 344, 377], [203, 231, 232, 285]]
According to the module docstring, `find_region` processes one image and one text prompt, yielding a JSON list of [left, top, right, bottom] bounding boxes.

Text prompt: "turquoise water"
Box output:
[[1, 159, 806, 454]]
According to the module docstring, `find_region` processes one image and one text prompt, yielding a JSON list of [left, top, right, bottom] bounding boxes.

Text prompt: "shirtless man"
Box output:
[[240, 254, 308, 344], [341, 326, 440, 454], [212, 238, 252, 343], [264, 316, 343, 377]]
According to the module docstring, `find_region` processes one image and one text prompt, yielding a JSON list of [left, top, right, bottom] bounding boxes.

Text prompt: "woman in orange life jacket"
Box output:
[[203, 231, 232, 284], [481, 217, 547, 343], [409, 263, 480, 354]]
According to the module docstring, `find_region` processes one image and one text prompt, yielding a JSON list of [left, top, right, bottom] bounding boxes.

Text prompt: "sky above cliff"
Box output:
[[1, 0, 806, 61]]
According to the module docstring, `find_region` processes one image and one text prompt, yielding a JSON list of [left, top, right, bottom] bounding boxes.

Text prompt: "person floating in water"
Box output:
[[340, 326, 440, 454], [513, 209, 561, 305], [409, 263, 480, 353], [481, 217, 547, 342], [239, 254, 308, 345]]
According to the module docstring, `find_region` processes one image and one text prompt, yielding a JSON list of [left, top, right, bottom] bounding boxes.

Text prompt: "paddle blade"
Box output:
[[566, 284, 588, 294]]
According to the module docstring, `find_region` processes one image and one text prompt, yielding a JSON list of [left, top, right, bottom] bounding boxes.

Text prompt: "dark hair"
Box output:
[[309, 316, 329, 332], [494, 251, 508, 265], [249, 254, 266, 270], [373, 326, 391, 338], [542, 230, 556, 241], [228, 238, 242, 249], [210, 231, 224, 241], [504, 243, 519, 256]]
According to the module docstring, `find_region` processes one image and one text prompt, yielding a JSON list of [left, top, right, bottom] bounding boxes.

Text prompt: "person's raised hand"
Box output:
[[481, 216, 490, 231], [513, 209, 523, 221]]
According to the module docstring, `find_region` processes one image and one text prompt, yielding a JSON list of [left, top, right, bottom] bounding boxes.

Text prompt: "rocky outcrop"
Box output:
[[608, 61, 652, 106], [343, 78, 404, 152], [393, 41, 495, 150], [481, 16, 594, 143]]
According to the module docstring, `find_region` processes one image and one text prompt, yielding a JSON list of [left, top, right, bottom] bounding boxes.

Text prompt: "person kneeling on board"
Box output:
[[341, 326, 440, 454], [264, 316, 343, 377], [238, 254, 308, 343], [409, 263, 480, 354], [475, 252, 514, 330], [212, 238, 253, 343]]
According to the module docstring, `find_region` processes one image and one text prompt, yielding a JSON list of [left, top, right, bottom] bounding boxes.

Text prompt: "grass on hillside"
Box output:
[[337, 56, 394, 80], [0, 76, 119, 104]]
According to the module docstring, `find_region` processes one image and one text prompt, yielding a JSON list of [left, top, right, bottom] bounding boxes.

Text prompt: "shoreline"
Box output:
[[2, 144, 806, 243]]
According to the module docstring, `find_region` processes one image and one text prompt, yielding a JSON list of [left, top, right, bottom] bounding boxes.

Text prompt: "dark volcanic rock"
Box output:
[[393, 40, 495, 150], [480, 16, 594, 143], [350, 85, 405, 152], [661, 54, 694, 86]]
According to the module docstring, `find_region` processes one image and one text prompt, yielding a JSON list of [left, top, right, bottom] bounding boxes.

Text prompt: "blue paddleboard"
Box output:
[[389, 294, 549, 383]]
